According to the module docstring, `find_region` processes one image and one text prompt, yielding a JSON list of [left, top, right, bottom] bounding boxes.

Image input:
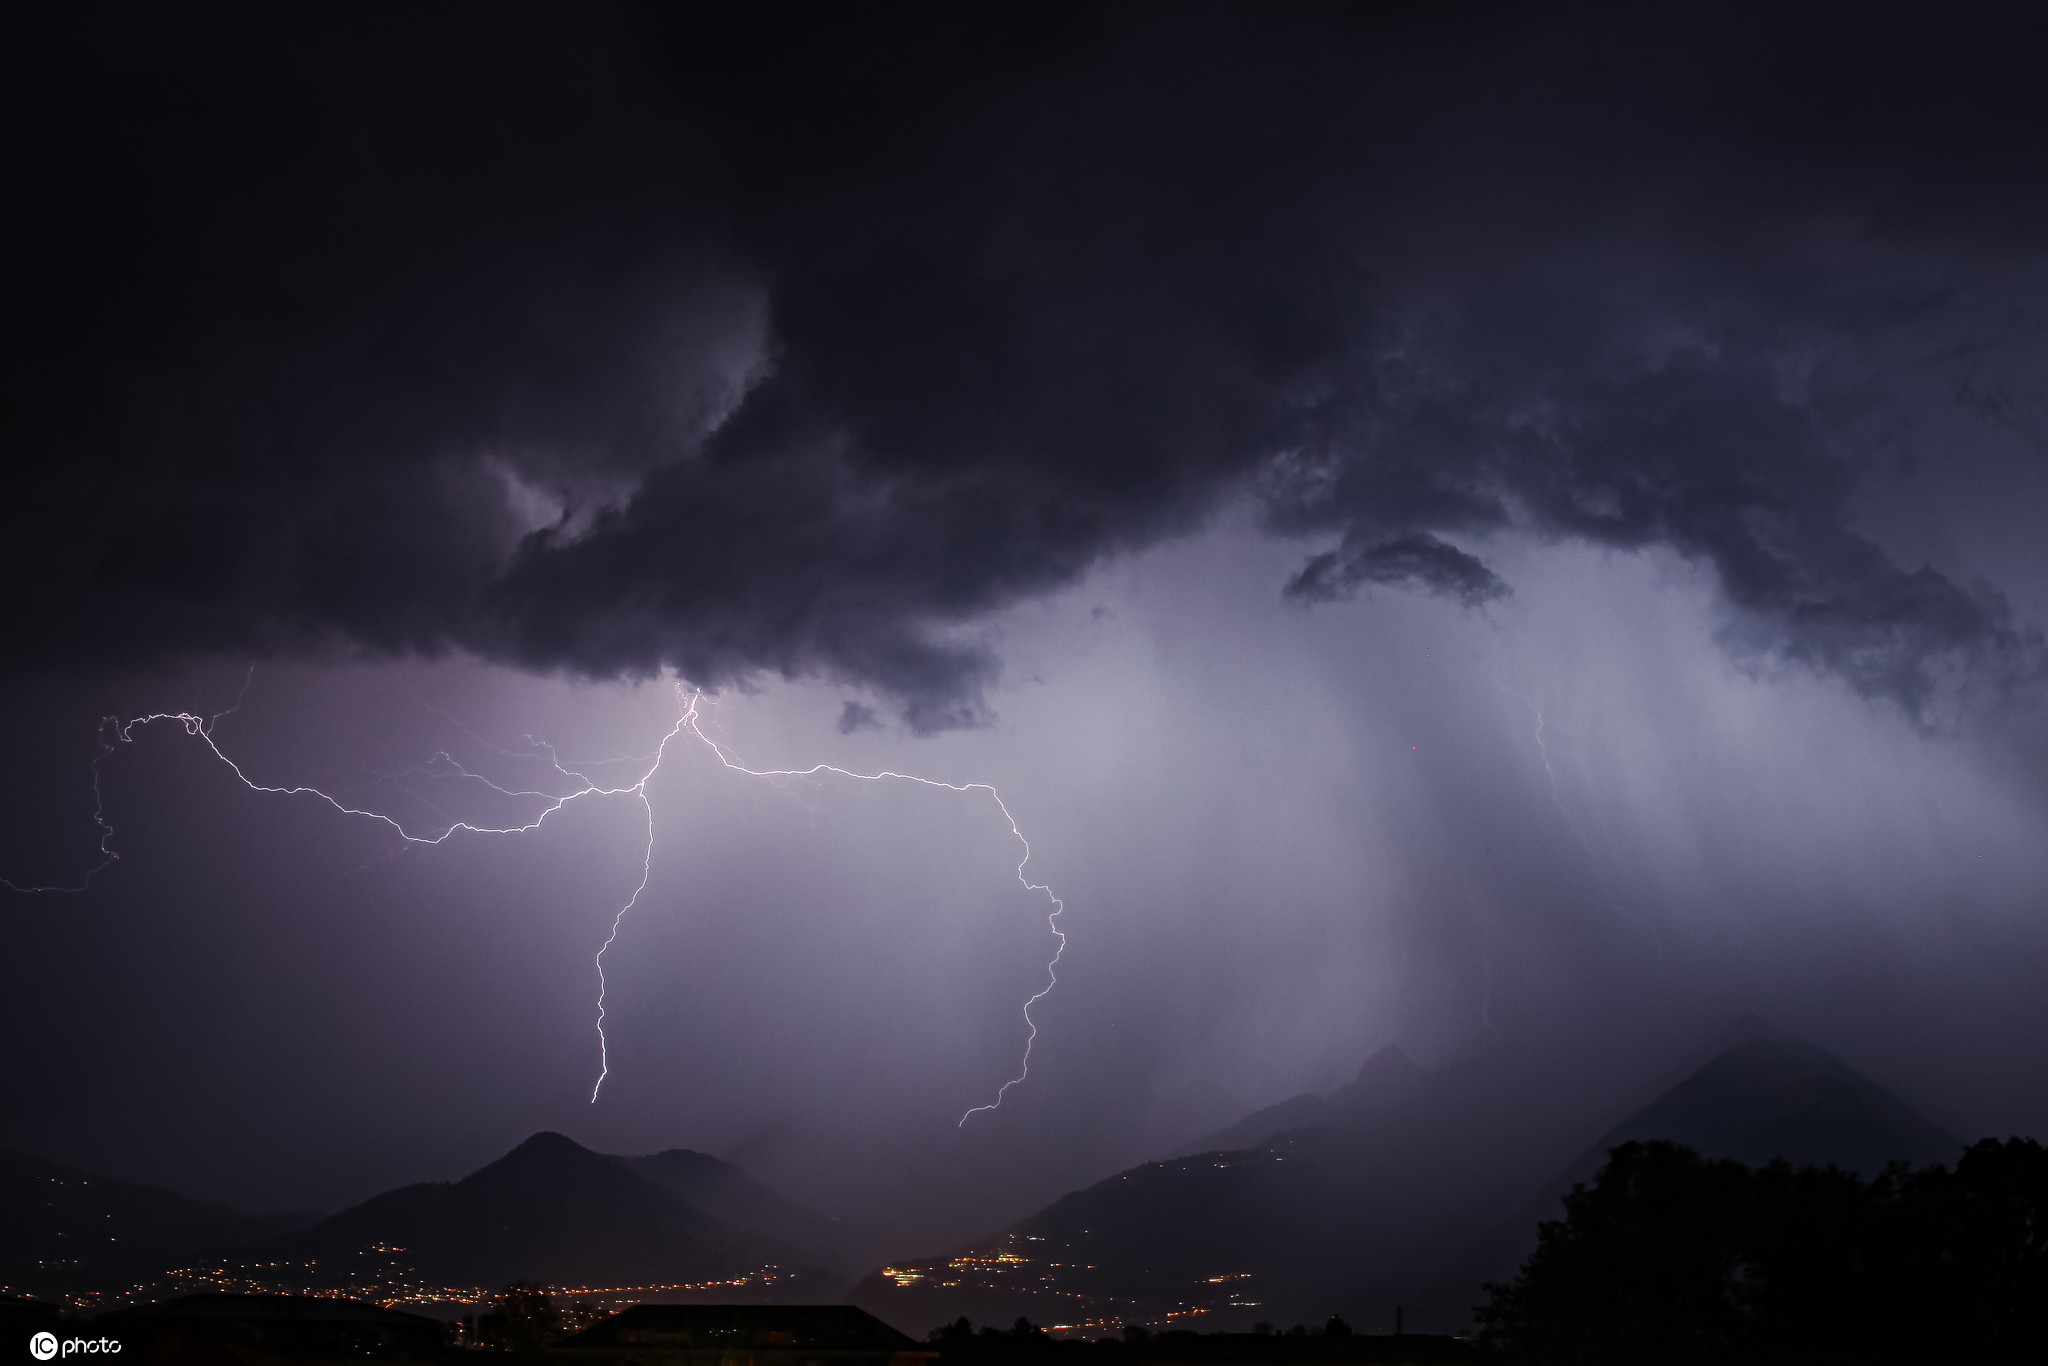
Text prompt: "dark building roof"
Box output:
[[0, 1296, 61, 1334], [94, 1294, 446, 1362], [97, 1293, 437, 1326], [1139, 1334, 1477, 1365], [560, 1304, 930, 1354]]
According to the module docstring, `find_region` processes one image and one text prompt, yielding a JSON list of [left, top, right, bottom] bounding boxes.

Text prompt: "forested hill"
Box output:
[[852, 1030, 1966, 1336]]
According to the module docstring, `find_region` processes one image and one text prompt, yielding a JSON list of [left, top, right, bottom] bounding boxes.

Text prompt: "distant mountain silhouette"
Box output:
[[1407, 1032, 1963, 1328], [1175, 1045, 1426, 1157], [853, 1025, 1966, 1336], [1178, 1093, 1337, 1158], [622, 1146, 858, 1273], [0, 1149, 311, 1299], [2, 1133, 849, 1305], [269, 1132, 842, 1294], [1325, 1045, 1429, 1123], [1597, 1033, 1958, 1172]]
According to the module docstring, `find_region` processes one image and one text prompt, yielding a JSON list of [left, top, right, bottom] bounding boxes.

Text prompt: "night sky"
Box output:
[[6, 2, 2048, 1259]]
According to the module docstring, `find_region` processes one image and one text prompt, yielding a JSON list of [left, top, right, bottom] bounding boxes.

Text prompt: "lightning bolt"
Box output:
[[1494, 679, 1581, 849], [1493, 678, 1666, 976], [4, 673, 1064, 1123], [676, 690, 1066, 1127]]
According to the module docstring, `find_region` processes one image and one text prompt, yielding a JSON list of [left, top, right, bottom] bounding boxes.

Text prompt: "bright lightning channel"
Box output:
[[2, 675, 1063, 1124], [676, 689, 1067, 1127]]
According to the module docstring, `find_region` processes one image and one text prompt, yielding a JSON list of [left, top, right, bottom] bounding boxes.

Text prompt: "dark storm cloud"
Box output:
[[6, 2, 2047, 725], [1285, 532, 1510, 609]]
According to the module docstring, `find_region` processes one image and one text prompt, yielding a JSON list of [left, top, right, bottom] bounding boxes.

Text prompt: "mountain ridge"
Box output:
[[852, 1025, 1969, 1336], [0, 1148, 315, 1301], [622, 1145, 858, 1273], [1172, 1044, 1428, 1159], [0, 1133, 848, 1306], [265, 1131, 844, 1295]]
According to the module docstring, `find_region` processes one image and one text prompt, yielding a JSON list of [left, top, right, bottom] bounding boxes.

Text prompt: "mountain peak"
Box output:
[[1644, 1035, 1961, 1173], [1710, 1011, 1792, 1053], [478, 1131, 600, 1168], [269, 1130, 845, 1292], [459, 1131, 628, 1195], [1327, 1042, 1427, 1121], [1356, 1041, 1421, 1081], [1173, 1042, 1433, 1157], [509, 1130, 587, 1155]]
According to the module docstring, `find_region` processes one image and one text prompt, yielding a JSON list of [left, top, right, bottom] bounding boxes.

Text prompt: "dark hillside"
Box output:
[[855, 1028, 1961, 1336], [623, 1146, 861, 1273], [1407, 1035, 1962, 1331], [273, 1131, 836, 1292], [0, 1149, 310, 1300]]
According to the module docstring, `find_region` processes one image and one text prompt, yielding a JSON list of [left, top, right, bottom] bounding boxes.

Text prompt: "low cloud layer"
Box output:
[[7, 2, 2046, 726]]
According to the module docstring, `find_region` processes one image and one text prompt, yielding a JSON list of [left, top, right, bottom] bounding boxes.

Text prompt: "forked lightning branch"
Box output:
[[0, 679, 1065, 1125]]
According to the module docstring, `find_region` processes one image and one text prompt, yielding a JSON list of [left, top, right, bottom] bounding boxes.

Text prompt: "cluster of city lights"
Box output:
[[874, 1232, 1262, 1337]]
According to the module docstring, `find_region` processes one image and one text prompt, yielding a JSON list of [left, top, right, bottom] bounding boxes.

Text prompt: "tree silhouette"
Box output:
[[477, 1280, 562, 1353], [1479, 1138, 2048, 1364]]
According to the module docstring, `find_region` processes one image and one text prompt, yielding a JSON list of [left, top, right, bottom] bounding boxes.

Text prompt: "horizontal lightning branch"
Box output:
[[3, 675, 1065, 1124]]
